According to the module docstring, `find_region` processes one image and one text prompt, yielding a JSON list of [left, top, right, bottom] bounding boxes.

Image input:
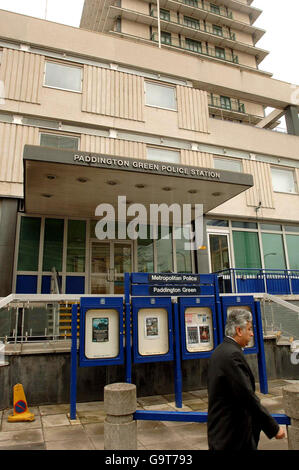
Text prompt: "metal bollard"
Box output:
[[104, 382, 137, 450], [283, 384, 299, 450]]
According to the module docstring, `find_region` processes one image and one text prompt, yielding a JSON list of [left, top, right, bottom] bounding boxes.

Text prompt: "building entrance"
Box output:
[[90, 241, 133, 294]]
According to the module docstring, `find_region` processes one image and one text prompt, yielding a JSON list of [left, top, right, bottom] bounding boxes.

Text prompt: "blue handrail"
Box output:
[[215, 268, 299, 295]]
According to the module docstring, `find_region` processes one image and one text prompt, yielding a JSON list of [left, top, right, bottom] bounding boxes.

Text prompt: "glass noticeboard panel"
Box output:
[[137, 308, 169, 356], [184, 307, 214, 352], [85, 309, 119, 359], [226, 305, 255, 348]]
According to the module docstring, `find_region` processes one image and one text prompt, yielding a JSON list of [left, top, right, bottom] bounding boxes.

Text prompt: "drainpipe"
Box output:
[[157, 0, 161, 48]]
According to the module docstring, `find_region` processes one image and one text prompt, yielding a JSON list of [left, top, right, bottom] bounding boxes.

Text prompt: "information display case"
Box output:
[[79, 297, 124, 367], [221, 296, 258, 354], [132, 297, 174, 363], [179, 297, 218, 359]]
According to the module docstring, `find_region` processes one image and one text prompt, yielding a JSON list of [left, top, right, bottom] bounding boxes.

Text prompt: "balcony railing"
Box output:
[[176, 0, 233, 19], [150, 33, 239, 64], [208, 95, 246, 113], [216, 268, 299, 295], [150, 10, 236, 41]]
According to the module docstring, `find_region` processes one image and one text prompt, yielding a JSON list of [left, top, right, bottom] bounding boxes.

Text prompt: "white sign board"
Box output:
[[185, 307, 214, 352], [85, 309, 119, 359], [137, 308, 169, 356]]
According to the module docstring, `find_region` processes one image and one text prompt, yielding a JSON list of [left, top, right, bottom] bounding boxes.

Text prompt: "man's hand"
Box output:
[[275, 427, 286, 440]]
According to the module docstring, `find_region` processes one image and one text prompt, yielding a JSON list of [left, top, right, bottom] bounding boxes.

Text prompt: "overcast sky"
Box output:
[[0, 0, 298, 85]]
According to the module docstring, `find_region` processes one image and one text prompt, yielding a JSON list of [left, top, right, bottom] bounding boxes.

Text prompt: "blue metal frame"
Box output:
[[131, 296, 174, 363], [179, 296, 219, 360], [216, 268, 299, 295], [221, 295, 259, 355], [133, 410, 291, 425], [79, 296, 124, 367], [70, 303, 79, 420]]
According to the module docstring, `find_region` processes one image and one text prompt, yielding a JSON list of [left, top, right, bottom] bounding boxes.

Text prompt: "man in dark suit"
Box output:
[[207, 309, 285, 450]]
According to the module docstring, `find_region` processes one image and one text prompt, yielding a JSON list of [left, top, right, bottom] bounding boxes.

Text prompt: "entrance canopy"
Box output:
[[23, 145, 253, 218]]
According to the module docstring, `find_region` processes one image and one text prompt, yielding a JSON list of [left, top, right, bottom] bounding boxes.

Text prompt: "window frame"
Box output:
[[44, 60, 83, 93], [39, 131, 80, 151], [145, 81, 177, 111], [270, 166, 297, 194], [146, 146, 181, 164], [213, 156, 243, 173]]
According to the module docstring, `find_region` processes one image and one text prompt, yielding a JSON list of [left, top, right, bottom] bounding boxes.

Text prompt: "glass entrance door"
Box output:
[[90, 241, 132, 294], [208, 233, 230, 272]]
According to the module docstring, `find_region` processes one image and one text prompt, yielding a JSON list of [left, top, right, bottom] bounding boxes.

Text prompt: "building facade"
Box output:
[[0, 2, 299, 299]]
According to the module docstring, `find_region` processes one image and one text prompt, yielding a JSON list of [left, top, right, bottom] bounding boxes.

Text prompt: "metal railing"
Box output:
[[208, 95, 246, 113], [216, 268, 299, 295], [150, 10, 236, 41], [176, 0, 234, 19], [150, 33, 239, 64]]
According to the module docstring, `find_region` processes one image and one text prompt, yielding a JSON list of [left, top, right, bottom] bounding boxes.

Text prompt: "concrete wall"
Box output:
[[0, 198, 18, 296], [0, 339, 298, 410]]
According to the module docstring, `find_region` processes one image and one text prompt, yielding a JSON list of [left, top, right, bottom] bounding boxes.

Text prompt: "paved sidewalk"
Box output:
[[0, 379, 296, 451]]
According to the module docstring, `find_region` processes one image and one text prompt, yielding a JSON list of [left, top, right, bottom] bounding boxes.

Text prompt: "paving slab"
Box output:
[[46, 437, 94, 450], [0, 443, 46, 450], [0, 429, 44, 447], [39, 404, 70, 416], [1, 408, 41, 432], [137, 421, 183, 446], [41, 413, 71, 427], [76, 401, 105, 412], [77, 409, 106, 424], [43, 424, 87, 443], [137, 395, 169, 407]]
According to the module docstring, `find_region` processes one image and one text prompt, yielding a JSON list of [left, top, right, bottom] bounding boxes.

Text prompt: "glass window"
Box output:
[[40, 133, 79, 151], [147, 147, 180, 163], [161, 31, 172, 45], [220, 96, 231, 110], [212, 25, 223, 36], [145, 81, 177, 110], [286, 235, 299, 270], [214, 157, 242, 173], [174, 226, 193, 273], [210, 3, 220, 14], [233, 231, 261, 269], [271, 167, 297, 194], [45, 61, 82, 92], [184, 0, 198, 6], [186, 38, 202, 53], [285, 225, 299, 233], [215, 47, 226, 59], [43, 219, 64, 272], [206, 219, 229, 227], [184, 16, 200, 29], [138, 225, 154, 273], [66, 220, 86, 272], [260, 224, 282, 231], [232, 221, 257, 229], [209, 234, 229, 271], [261, 233, 286, 269], [17, 217, 41, 271], [156, 226, 173, 272], [160, 9, 170, 21]]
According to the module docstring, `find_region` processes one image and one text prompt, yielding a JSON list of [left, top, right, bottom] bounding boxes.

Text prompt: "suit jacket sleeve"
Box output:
[[225, 351, 279, 439]]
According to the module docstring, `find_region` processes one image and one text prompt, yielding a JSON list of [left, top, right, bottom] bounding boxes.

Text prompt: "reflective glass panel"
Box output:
[[66, 220, 86, 272], [233, 231, 261, 269], [138, 225, 154, 273], [261, 233, 286, 269], [17, 217, 41, 271], [157, 226, 173, 272], [174, 227, 193, 273], [43, 218, 64, 272], [286, 235, 299, 270], [45, 62, 82, 92]]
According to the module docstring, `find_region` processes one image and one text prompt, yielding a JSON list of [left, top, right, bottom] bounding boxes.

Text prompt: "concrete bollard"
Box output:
[[104, 382, 137, 450], [283, 384, 299, 450]]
